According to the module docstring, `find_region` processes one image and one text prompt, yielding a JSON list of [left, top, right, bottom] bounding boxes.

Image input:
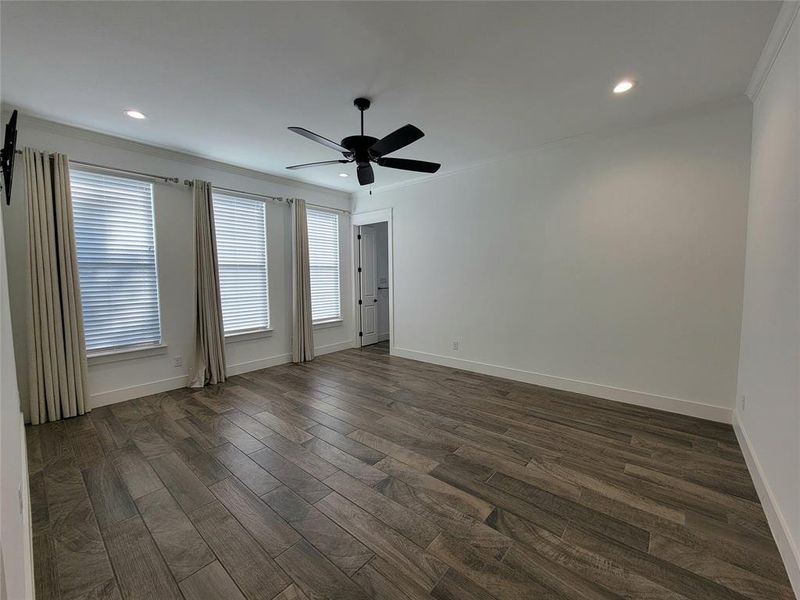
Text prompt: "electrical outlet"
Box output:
[[740, 394, 746, 412], [173, 355, 183, 368], [452, 340, 460, 351]]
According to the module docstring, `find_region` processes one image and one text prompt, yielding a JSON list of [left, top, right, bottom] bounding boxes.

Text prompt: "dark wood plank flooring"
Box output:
[[27, 341, 795, 600]]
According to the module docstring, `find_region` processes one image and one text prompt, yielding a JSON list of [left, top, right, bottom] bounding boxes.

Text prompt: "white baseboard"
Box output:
[[392, 347, 732, 423], [87, 343, 731, 424], [317, 340, 357, 356], [19, 411, 35, 600], [89, 339, 356, 408], [733, 410, 800, 596], [227, 353, 292, 376], [228, 341, 353, 377], [226, 341, 354, 377], [89, 375, 189, 408]]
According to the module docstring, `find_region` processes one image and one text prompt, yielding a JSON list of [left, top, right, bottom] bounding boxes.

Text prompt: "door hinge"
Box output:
[[359, 331, 363, 337], [357, 234, 362, 240], [357, 267, 362, 273], [358, 299, 362, 305]]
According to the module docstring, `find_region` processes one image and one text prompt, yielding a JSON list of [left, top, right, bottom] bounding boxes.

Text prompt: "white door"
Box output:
[[358, 225, 379, 346]]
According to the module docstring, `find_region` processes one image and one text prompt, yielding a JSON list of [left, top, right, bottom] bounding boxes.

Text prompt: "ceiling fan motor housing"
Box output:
[[341, 135, 378, 166]]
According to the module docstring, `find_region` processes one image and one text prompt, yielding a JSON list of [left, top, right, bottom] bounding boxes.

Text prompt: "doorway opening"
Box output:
[[356, 223, 389, 347], [352, 209, 393, 351]]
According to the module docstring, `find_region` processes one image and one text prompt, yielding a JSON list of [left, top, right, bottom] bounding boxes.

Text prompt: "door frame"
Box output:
[[351, 208, 393, 353]]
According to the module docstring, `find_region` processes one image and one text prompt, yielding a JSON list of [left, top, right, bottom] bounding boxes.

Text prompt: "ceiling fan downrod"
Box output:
[[354, 97, 370, 136]]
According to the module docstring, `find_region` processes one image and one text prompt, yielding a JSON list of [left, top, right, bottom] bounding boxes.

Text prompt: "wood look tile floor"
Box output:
[[28, 342, 795, 600]]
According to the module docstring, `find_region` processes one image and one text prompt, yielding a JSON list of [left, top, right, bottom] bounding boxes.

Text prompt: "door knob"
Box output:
[[374, 298, 378, 302]]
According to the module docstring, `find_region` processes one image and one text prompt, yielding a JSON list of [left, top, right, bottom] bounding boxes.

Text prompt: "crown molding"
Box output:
[[353, 95, 749, 200], [0, 105, 350, 199], [746, 1, 799, 102]]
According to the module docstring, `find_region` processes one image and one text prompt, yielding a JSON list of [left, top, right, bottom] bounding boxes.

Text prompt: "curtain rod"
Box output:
[[182, 180, 351, 214], [307, 202, 350, 215], [70, 160, 180, 184], [16, 149, 348, 212], [13, 150, 180, 184], [183, 180, 293, 204]]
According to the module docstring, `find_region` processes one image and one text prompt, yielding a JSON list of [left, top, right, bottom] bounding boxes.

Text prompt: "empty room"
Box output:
[[0, 1, 798, 599]]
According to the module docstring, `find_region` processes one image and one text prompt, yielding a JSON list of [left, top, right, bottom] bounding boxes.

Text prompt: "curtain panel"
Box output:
[[190, 180, 227, 387], [24, 149, 89, 424], [291, 199, 314, 363]]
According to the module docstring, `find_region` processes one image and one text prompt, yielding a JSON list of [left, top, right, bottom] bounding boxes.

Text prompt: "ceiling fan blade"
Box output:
[[376, 157, 441, 173], [288, 127, 350, 154], [286, 160, 351, 170], [369, 124, 424, 158], [357, 164, 374, 185]]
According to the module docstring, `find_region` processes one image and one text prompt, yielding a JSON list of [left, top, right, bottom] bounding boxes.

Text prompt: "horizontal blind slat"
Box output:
[[212, 192, 270, 334], [307, 208, 341, 322], [70, 169, 162, 351]]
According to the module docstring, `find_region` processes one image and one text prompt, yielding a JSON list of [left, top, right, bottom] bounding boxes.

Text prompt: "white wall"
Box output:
[[0, 182, 34, 599], [2, 114, 354, 418], [374, 221, 390, 340], [353, 102, 753, 422], [735, 4, 800, 592]]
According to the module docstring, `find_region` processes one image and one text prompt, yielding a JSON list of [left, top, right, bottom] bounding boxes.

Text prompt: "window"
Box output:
[[307, 208, 341, 323], [212, 191, 270, 335], [71, 169, 162, 352]]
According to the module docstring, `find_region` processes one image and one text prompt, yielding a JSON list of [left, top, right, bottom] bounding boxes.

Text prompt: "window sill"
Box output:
[[225, 328, 274, 342], [87, 343, 168, 366], [313, 319, 343, 330]]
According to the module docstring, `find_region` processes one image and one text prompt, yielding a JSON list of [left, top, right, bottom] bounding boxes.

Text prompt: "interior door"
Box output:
[[359, 225, 379, 346]]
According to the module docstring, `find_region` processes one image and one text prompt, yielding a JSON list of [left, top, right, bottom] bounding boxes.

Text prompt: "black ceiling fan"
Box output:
[[286, 98, 441, 186]]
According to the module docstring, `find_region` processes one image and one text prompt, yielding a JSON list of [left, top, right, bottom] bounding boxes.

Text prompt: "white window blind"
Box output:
[[212, 191, 270, 334], [70, 169, 162, 352], [307, 208, 341, 323]]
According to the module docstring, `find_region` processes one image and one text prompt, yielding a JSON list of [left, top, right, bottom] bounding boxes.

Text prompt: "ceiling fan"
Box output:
[[286, 97, 441, 186]]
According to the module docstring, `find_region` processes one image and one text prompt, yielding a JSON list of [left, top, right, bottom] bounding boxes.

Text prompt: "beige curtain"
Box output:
[[190, 180, 227, 387], [24, 149, 89, 425], [291, 199, 314, 363]]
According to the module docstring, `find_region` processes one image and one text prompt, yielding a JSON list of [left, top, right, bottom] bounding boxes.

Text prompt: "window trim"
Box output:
[[313, 318, 343, 330], [87, 343, 168, 365], [224, 327, 274, 342]]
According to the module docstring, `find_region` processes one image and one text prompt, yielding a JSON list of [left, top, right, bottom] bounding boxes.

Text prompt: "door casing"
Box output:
[[351, 208, 393, 352]]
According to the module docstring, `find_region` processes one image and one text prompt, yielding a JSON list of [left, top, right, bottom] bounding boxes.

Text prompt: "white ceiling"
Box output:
[[0, 1, 779, 193]]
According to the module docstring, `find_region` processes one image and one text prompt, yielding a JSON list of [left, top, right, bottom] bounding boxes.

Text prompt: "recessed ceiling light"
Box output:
[[125, 109, 147, 120], [338, 173, 349, 178], [613, 80, 636, 94]]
